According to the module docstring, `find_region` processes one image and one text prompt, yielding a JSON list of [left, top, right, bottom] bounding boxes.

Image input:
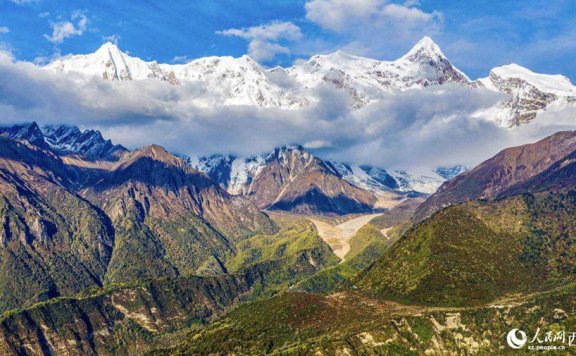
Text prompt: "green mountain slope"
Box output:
[[0, 138, 115, 312], [152, 283, 576, 355], [0, 274, 257, 355], [225, 214, 340, 296], [355, 192, 576, 306], [0, 137, 279, 313]]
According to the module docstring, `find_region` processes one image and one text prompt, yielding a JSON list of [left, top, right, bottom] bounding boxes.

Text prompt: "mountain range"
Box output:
[[3, 120, 576, 353], [192, 147, 464, 214], [2, 36, 576, 355], [194, 149, 467, 196], [0, 122, 462, 215], [45, 37, 576, 127], [0, 122, 127, 161]]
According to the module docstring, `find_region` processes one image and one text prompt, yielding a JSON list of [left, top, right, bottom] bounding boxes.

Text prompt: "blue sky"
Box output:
[[0, 0, 575, 80]]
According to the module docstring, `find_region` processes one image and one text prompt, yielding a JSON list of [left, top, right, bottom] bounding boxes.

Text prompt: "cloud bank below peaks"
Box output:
[[0, 50, 575, 172]]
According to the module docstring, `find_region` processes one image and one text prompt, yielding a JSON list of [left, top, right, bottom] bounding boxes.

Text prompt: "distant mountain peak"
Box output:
[[0, 122, 127, 161], [322, 50, 358, 60], [477, 63, 576, 126], [238, 54, 258, 63], [42, 39, 574, 125], [401, 36, 445, 61], [130, 144, 180, 164], [95, 41, 122, 54], [0, 121, 48, 149], [488, 63, 576, 94]]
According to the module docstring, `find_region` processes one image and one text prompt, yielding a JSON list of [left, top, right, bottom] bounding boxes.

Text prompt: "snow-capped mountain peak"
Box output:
[[477, 63, 576, 126], [286, 36, 470, 106], [401, 36, 445, 62], [486, 64, 576, 96], [47, 41, 168, 81], [94, 41, 122, 55], [44, 37, 473, 110], [316, 50, 361, 62], [395, 36, 470, 86], [42, 38, 574, 126]]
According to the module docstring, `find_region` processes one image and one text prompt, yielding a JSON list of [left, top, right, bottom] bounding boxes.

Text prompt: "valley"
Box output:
[[0, 27, 575, 354], [308, 213, 384, 260], [4, 116, 576, 354]]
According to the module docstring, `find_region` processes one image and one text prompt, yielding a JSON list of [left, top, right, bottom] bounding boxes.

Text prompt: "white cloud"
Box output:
[[218, 21, 302, 42], [245, 41, 291, 62], [44, 11, 89, 44], [0, 53, 575, 172], [382, 3, 441, 23], [403, 0, 421, 6], [10, 0, 37, 4], [217, 21, 302, 62], [304, 0, 443, 58], [305, 0, 381, 32], [0, 27, 10, 34], [304, 140, 332, 149], [306, 0, 441, 33]]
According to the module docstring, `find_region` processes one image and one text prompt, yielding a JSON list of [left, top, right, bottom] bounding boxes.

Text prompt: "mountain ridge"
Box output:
[[0, 122, 465, 214], [194, 146, 463, 204], [0, 122, 128, 161], [355, 129, 576, 307], [43, 37, 576, 125], [0, 129, 277, 312], [415, 130, 576, 220]]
